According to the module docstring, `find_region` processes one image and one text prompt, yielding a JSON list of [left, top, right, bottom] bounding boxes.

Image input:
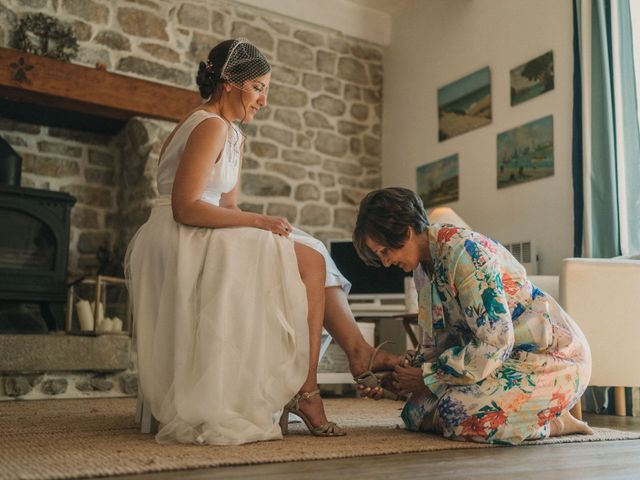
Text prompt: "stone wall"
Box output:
[[1, 0, 384, 271], [1, 371, 138, 400], [114, 117, 172, 256]]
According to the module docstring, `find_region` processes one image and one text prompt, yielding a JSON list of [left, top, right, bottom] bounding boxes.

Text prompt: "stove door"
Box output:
[[0, 208, 56, 271]]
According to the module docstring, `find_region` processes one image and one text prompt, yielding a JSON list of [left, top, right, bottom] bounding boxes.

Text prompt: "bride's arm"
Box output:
[[171, 119, 290, 235]]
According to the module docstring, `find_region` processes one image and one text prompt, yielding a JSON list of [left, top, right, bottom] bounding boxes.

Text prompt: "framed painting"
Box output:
[[497, 115, 554, 189], [510, 51, 554, 106], [438, 67, 491, 142], [416, 154, 459, 208]]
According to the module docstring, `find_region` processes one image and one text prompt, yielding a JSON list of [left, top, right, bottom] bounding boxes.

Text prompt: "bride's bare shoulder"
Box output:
[[160, 108, 223, 159]]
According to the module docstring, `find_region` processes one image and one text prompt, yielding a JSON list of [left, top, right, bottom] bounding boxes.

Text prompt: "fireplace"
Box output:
[[0, 185, 75, 332], [0, 47, 202, 383], [0, 47, 199, 334]]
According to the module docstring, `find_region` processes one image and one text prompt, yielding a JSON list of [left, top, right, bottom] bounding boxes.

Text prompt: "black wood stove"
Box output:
[[0, 185, 75, 331]]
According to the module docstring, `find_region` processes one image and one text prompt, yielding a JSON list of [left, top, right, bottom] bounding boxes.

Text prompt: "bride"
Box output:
[[126, 38, 398, 445]]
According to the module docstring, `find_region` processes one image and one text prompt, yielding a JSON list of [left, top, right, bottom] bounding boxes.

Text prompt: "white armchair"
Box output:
[[528, 275, 559, 300], [560, 257, 640, 416]]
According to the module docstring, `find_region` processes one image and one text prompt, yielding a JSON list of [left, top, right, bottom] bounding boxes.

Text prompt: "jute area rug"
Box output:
[[1, 397, 638, 480]]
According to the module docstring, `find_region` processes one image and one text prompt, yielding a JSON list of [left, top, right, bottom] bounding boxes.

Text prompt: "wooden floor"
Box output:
[[112, 414, 640, 480]]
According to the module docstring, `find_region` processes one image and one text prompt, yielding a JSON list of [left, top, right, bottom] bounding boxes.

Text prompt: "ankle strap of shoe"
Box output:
[[367, 341, 394, 371], [298, 389, 320, 400]]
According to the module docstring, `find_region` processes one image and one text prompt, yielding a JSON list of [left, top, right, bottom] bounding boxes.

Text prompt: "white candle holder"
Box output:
[[65, 275, 130, 336]]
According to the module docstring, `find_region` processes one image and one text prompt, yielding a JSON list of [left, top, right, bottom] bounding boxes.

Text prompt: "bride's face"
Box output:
[[228, 71, 271, 123]]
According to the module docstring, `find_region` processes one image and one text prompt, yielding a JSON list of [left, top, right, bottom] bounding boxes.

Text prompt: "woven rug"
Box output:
[[1, 397, 638, 480]]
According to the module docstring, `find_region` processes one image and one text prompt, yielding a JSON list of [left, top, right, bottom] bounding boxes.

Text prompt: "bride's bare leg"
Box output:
[[323, 286, 400, 376], [294, 243, 328, 427], [549, 410, 594, 437]]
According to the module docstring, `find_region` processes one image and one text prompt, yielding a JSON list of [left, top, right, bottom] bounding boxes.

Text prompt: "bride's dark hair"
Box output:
[[196, 39, 234, 100], [196, 39, 271, 100]]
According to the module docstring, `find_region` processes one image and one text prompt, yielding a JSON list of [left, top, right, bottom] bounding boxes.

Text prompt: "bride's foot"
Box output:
[[349, 343, 401, 378], [280, 388, 345, 436], [549, 411, 594, 437], [296, 387, 329, 428], [350, 342, 404, 401]]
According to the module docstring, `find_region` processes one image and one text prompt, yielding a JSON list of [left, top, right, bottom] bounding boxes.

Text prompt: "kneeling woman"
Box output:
[[353, 187, 593, 445]]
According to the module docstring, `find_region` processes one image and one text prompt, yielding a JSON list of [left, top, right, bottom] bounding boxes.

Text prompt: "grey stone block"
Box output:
[[90, 377, 114, 392], [4, 376, 33, 397], [0, 335, 131, 373], [119, 373, 138, 395], [41, 379, 68, 395]]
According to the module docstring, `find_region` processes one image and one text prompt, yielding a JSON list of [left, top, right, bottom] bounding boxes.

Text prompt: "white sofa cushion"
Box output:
[[560, 257, 640, 387], [528, 275, 559, 300]]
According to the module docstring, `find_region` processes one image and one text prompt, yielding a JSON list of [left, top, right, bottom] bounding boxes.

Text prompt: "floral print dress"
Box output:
[[401, 225, 591, 445]]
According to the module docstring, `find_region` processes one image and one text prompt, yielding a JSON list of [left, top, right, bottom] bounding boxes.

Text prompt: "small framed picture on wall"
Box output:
[[416, 154, 459, 208], [438, 67, 492, 142], [510, 51, 554, 106], [497, 115, 554, 189]]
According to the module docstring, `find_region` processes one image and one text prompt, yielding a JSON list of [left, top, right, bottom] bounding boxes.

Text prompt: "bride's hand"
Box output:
[[256, 214, 293, 237]]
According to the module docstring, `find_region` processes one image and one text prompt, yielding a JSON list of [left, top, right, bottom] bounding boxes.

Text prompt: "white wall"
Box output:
[[383, 0, 574, 274], [234, 0, 391, 45]]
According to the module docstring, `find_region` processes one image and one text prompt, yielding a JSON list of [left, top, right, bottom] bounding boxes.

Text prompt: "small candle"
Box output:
[[76, 300, 94, 331], [111, 316, 123, 332], [98, 317, 113, 332]]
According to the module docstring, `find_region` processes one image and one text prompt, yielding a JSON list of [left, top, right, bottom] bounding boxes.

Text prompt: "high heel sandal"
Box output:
[[279, 389, 346, 437], [403, 346, 424, 368], [353, 342, 401, 400]]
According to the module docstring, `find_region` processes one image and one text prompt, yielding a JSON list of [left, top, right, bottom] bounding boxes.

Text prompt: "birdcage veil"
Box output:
[[220, 38, 271, 89]]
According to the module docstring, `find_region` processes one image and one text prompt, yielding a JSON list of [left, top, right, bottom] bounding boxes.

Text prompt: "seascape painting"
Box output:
[[497, 115, 554, 189], [416, 154, 459, 208], [510, 51, 554, 106], [438, 67, 491, 142]]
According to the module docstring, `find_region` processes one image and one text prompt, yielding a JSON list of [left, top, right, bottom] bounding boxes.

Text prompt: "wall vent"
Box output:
[[503, 241, 538, 275]]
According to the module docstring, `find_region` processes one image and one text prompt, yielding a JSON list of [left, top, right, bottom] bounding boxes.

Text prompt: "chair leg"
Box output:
[[135, 394, 143, 424], [614, 386, 627, 416], [136, 393, 159, 434], [140, 401, 159, 434]]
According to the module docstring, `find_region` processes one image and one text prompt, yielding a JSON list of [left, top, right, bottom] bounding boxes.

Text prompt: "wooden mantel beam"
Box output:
[[0, 47, 201, 123]]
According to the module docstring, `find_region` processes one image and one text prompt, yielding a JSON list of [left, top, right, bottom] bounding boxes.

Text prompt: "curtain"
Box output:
[[573, 0, 640, 258], [617, 0, 640, 256], [573, 0, 640, 417]]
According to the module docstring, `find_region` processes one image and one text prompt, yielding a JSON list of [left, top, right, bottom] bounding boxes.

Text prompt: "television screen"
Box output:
[[329, 240, 407, 296]]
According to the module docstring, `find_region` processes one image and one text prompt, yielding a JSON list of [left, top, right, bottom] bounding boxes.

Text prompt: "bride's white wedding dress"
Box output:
[[126, 110, 349, 445]]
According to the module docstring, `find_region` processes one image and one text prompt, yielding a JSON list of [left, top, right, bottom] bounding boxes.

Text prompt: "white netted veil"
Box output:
[[220, 38, 271, 90]]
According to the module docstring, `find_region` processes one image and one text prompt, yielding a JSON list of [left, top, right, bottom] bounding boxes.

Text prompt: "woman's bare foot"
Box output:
[[549, 411, 594, 437]]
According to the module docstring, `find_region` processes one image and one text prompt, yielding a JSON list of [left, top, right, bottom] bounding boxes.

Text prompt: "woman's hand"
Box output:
[[256, 215, 293, 237], [356, 375, 396, 400], [392, 361, 429, 396]]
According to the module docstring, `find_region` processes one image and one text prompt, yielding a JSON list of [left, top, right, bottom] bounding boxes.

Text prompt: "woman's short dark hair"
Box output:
[[353, 187, 429, 266], [196, 39, 271, 100]]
